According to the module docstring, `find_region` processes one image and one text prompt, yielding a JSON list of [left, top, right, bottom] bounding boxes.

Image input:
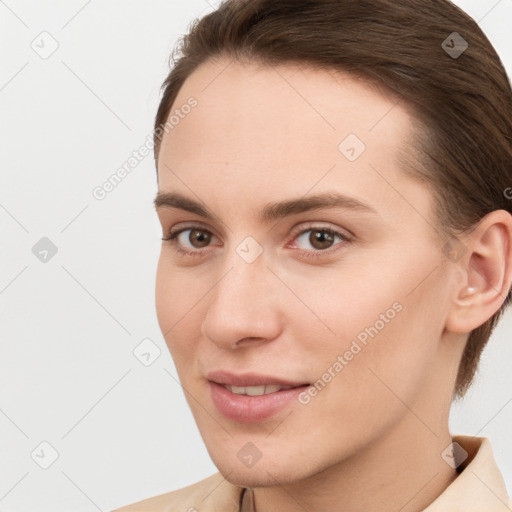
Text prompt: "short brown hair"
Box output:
[[153, 0, 512, 400]]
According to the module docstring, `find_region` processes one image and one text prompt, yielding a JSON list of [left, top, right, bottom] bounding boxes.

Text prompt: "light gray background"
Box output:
[[1, 1, 511, 510]]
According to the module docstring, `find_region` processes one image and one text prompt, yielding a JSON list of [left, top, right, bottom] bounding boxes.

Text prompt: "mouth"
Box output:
[[222, 384, 302, 396], [206, 371, 311, 423], [206, 369, 310, 388]]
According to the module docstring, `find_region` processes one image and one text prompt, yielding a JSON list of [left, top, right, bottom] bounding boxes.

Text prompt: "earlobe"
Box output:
[[444, 210, 512, 335]]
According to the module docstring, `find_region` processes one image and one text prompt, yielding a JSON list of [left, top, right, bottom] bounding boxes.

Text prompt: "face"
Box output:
[[154, 56, 458, 487]]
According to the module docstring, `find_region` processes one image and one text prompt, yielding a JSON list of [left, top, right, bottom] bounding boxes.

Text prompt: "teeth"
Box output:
[[262, 385, 282, 394], [226, 384, 294, 396]]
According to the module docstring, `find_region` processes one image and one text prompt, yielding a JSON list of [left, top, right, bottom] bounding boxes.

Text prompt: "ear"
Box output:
[[445, 209, 512, 334]]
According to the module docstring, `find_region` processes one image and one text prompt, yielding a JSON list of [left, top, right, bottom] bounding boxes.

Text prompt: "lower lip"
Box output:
[[208, 381, 309, 423]]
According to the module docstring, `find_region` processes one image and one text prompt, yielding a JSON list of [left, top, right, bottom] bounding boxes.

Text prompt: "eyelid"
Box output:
[[163, 222, 221, 243], [287, 221, 353, 242]]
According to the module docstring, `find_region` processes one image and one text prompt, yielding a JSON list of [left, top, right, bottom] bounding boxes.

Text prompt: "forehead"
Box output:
[[161, 57, 409, 157], [156, 56, 433, 230]]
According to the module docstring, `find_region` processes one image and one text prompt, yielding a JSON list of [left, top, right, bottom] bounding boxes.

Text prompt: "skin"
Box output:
[[154, 56, 512, 512]]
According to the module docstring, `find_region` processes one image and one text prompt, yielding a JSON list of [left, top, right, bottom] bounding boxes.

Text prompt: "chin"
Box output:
[[212, 453, 318, 489], [221, 467, 300, 488]]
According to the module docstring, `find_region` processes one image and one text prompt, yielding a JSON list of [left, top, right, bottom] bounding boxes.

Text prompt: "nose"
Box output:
[[201, 250, 283, 350]]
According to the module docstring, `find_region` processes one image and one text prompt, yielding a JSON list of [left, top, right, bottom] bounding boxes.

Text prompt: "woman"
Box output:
[[113, 0, 512, 510]]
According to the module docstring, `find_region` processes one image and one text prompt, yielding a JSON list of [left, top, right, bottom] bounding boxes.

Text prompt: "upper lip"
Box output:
[[206, 370, 309, 388]]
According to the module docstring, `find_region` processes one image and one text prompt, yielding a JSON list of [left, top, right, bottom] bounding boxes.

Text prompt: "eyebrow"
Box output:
[[154, 190, 377, 223]]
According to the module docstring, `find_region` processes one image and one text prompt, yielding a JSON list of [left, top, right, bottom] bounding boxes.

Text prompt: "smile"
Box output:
[[223, 384, 296, 396]]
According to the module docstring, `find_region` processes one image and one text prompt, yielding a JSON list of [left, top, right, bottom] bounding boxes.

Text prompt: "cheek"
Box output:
[[291, 299, 440, 451], [155, 255, 192, 352], [293, 251, 446, 404], [155, 253, 200, 326], [155, 255, 173, 331], [155, 254, 211, 370]]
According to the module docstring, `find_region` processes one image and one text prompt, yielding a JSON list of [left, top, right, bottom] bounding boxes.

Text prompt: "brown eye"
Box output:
[[290, 226, 351, 259], [185, 229, 212, 248], [309, 230, 335, 250], [295, 228, 342, 251], [162, 227, 216, 251]]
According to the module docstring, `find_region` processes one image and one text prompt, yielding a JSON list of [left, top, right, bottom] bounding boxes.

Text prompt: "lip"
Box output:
[[206, 370, 309, 388], [206, 371, 310, 423]]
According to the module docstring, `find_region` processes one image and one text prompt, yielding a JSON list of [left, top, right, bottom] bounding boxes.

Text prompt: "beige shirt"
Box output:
[[112, 435, 512, 511]]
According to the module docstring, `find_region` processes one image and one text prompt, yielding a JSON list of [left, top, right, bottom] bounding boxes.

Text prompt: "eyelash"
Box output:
[[161, 224, 351, 260]]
